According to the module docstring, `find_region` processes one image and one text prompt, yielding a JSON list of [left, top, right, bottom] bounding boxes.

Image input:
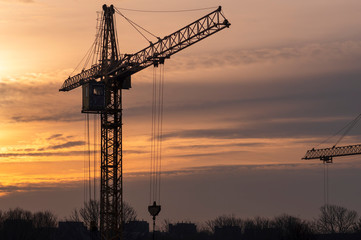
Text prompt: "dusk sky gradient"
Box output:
[[2, 0, 361, 227]]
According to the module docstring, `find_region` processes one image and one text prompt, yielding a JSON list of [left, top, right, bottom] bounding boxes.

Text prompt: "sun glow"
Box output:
[[0, 53, 18, 78], [0, 57, 6, 76]]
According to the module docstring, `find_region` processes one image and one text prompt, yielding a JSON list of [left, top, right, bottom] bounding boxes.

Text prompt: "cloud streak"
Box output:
[[0, 0, 34, 2], [0, 150, 85, 158], [125, 162, 330, 179], [47, 141, 85, 150], [0, 180, 82, 195], [167, 40, 361, 71]]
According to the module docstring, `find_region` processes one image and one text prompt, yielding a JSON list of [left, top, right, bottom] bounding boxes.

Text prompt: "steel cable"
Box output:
[[114, 8, 159, 43], [115, 6, 217, 13], [315, 113, 361, 148]]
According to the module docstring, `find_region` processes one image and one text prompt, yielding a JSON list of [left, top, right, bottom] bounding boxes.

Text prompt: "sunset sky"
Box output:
[[2, 0, 361, 227]]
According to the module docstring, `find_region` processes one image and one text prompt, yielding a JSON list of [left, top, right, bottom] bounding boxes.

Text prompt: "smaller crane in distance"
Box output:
[[302, 114, 361, 205], [302, 113, 361, 162], [302, 143, 361, 206], [302, 144, 361, 163]]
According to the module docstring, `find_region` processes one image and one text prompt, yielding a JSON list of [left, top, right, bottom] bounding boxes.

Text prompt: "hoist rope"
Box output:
[[116, 6, 218, 13], [151, 67, 158, 203], [93, 115, 98, 200], [315, 112, 361, 148], [158, 64, 165, 202], [86, 114, 92, 201], [84, 114, 99, 203], [326, 163, 330, 205], [84, 115, 87, 203], [323, 162, 330, 205], [149, 64, 165, 205], [149, 67, 156, 204]]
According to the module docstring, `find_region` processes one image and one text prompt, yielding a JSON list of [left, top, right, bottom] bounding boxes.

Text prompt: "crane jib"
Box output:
[[59, 6, 230, 92], [302, 144, 361, 160]]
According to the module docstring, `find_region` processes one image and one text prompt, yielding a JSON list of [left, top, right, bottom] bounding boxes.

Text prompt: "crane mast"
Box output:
[[60, 5, 230, 240], [99, 5, 123, 240]]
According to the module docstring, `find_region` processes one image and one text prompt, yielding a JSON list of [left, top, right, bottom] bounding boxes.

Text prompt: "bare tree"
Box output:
[[123, 202, 137, 223], [68, 200, 137, 230], [32, 210, 57, 228], [272, 214, 313, 240], [316, 204, 358, 234], [243, 216, 271, 232], [0, 210, 4, 227], [243, 216, 272, 240], [354, 217, 361, 233], [2, 208, 57, 229], [0, 208, 57, 240], [67, 208, 81, 222], [161, 218, 172, 232], [5, 208, 32, 221], [80, 200, 99, 231], [205, 214, 242, 233]]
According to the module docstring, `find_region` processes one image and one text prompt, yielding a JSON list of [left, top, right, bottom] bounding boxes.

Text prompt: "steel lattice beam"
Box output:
[[59, 6, 230, 92], [110, 6, 230, 77], [302, 144, 361, 160]]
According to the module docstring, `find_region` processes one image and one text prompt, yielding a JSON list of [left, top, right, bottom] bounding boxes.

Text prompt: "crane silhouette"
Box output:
[[303, 144, 361, 163], [60, 4, 230, 240]]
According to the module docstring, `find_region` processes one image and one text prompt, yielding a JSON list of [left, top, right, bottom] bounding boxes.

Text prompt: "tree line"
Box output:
[[1, 203, 361, 239], [203, 204, 361, 234]]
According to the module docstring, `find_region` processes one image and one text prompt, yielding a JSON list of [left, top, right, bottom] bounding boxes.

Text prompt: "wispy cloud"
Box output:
[[161, 124, 332, 140], [11, 113, 82, 123], [0, 180, 82, 195], [0, 148, 145, 158], [0, 0, 35, 2], [0, 71, 81, 124], [170, 142, 265, 150], [167, 40, 361, 71], [47, 141, 85, 150], [0, 151, 85, 158], [46, 134, 63, 141], [124, 162, 329, 179]]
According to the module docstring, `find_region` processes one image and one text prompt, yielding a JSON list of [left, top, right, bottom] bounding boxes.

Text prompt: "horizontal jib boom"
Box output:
[[111, 7, 230, 77], [59, 7, 230, 92], [302, 144, 361, 160]]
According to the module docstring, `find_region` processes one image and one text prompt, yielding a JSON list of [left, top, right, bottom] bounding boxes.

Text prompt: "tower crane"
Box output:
[[60, 4, 230, 240], [302, 113, 361, 205]]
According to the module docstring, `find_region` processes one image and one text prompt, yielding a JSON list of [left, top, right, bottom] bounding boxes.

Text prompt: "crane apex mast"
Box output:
[[103, 4, 114, 12]]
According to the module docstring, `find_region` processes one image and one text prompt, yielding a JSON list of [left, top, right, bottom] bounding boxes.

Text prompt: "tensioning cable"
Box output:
[[116, 6, 218, 13]]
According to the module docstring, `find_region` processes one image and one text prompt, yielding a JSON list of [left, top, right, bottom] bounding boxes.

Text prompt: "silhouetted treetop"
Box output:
[[316, 204, 358, 234]]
